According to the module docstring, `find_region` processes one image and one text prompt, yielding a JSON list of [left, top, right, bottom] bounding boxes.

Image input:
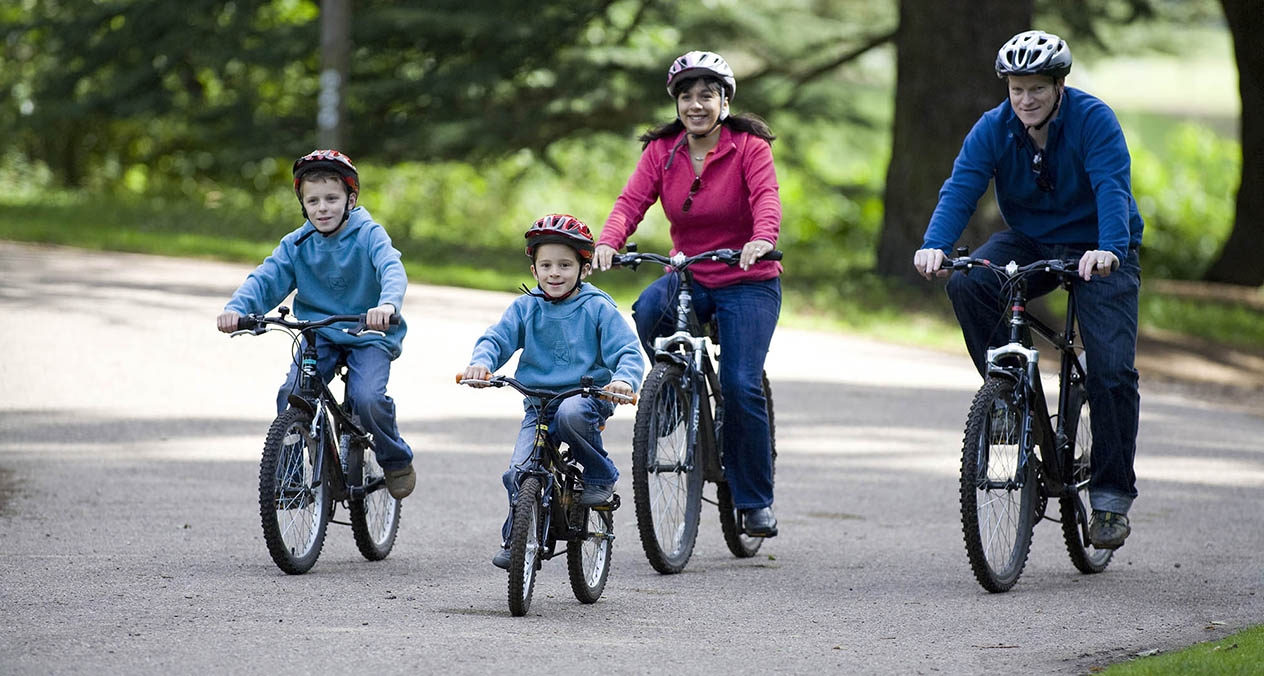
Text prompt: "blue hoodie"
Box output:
[[470, 283, 645, 393], [923, 87, 1144, 261], [224, 206, 408, 357]]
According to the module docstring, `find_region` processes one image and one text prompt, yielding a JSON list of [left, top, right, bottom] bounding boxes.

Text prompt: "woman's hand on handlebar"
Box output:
[[913, 248, 949, 279], [1077, 250, 1119, 281], [740, 239, 776, 271], [217, 310, 241, 333], [594, 243, 618, 272]]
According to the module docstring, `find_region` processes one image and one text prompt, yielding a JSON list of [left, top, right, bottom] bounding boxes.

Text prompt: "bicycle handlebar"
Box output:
[[455, 374, 636, 405], [610, 247, 782, 271], [232, 307, 401, 337], [941, 256, 1090, 279]]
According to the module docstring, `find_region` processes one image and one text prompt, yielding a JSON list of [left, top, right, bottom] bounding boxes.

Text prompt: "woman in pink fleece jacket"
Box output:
[[594, 50, 783, 539]]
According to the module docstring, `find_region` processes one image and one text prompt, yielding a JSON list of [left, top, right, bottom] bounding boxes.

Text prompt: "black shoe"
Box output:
[[492, 547, 511, 570], [1088, 510, 1130, 549], [742, 507, 778, 538]]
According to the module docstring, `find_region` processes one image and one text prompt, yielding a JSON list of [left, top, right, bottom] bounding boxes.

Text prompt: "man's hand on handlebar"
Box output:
[[913, 248, 949, 279], [1077, 250, 1119, 281], [594, 243, 618, 272]]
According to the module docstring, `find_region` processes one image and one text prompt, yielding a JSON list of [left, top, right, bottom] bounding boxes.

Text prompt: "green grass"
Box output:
[[1094, 625, 1264, 675]]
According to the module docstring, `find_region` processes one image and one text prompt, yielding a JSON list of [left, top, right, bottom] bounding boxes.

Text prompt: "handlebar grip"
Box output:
[[760, 250, 783, 262], [389, 314, 401, 325], [235, 315, 260, 331]]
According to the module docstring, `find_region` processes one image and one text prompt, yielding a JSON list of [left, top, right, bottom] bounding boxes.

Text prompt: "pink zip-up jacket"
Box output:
[[600, 125, 782, 287]]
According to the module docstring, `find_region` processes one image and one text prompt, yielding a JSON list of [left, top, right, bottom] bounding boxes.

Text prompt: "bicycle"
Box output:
[[231, 306, 402, 575], [609, 245, 781, 574], [456, 374, 634, 617], [943, 254, 1114, 592]]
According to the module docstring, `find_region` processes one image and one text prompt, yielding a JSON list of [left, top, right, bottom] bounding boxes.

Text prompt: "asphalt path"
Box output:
[[1, 241, 1260, 675]]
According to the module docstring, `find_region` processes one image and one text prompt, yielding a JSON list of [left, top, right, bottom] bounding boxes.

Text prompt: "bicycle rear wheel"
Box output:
[[259, 408, 332, 575], [718, 371, 777, 558], [567, 505, 613, 603], [1059, 377, 1113, 573], [348, 441, 401, 561], [632, 362, 704, 574], [960, 377, 1037, 592], [507, 476, 544, 617]]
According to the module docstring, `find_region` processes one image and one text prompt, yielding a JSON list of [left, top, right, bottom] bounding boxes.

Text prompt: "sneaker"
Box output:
[[492, 547, 511, 570], [1088, 510, 1131, 549], [577, 483, 615, 507], [383, 464, 416, 500]]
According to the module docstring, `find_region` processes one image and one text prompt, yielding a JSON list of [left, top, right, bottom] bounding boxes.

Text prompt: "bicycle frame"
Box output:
[[289, 337, 378, 502]]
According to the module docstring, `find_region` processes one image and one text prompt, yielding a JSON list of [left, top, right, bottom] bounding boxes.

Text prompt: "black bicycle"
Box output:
[[610, 245, 781, 574], [231, 307, 402, 575], [944, 255, 1113, 592], [457, 374, 633, 616]]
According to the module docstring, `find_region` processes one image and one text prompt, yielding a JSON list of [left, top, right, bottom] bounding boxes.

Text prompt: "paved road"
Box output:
[[1, 241, 1260, 675]]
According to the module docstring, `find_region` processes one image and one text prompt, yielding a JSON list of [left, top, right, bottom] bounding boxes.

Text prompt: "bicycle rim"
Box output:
[[632, 363, 703, 574], [718, 371, 777, 558], [960, 378, 1036, 592], [259, 408, 331, 574], [567, 507, 613, 603]]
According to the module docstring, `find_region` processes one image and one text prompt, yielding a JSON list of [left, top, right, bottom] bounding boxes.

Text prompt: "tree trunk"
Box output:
[[876, 0, 1033, 285], [1202, 0, 1264, 287]]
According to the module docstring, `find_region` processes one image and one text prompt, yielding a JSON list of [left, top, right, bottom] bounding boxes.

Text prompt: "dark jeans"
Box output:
[[276, 336, 414, 472], [946, 230, 1140, 514], [633, 275, 781, 510]]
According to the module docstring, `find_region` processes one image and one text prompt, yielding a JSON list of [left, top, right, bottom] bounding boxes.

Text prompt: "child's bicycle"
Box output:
[[456, 374, 634, 617], [610, 245, 782, 574], [943, 254, 1114, 592], [231, 307, 402, 575]]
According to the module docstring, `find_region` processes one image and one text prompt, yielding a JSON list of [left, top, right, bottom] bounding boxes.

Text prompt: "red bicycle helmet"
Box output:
[[524, 214, 595, 262], [292, 149, 360, 196]]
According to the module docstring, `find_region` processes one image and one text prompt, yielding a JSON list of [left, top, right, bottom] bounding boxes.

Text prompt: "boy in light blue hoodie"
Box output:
[[460, 214, 644, 569], [216, 150, 415, 499]]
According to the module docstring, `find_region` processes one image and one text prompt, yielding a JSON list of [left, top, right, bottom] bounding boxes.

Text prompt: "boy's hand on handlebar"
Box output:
[[1077, 250, 1119, 281], [458, 364, 492, 385], [217, 310, 241, 333], [740, 240, 775, 271], [594, 244, 618, 272], [913, 248, 949, 279], [365, 303, 396, 331], [602, 380, 635, 403]]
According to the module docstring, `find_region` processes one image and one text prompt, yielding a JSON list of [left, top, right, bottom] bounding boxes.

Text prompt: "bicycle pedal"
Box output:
[[591, 493, 621, 512]]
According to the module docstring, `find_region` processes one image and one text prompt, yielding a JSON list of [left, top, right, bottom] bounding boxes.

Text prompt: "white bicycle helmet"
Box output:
[[995, 30, 1072, 79], [666, 50, 736, 99]]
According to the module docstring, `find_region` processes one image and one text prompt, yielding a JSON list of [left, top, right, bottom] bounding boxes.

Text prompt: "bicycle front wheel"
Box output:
[[348, 443, 401, 561], [718, 371, 777, 558], [1059, 377, 1113, 573], [632, 362, 704, 574], [960, 377, 1037, 592], [259, 408, 332, 575], [507, 476, 544, 617], [567, 506, 613, 604]]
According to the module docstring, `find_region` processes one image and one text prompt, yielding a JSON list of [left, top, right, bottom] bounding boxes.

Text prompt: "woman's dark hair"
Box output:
[[638, 75, 775, 149]]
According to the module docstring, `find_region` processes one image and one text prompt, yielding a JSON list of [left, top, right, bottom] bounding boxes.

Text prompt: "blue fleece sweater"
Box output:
[[470, 283, 645, 393], [224, 206, 408, 357], [923, 87, 1144, 261]]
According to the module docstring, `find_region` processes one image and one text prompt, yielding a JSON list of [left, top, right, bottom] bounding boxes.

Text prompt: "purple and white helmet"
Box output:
[[666, 50, 736, 100], [995, 30, 1072, 79]]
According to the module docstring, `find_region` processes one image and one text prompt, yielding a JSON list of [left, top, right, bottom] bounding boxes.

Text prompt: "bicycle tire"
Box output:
[[718, 371, 778, 558], [960, 377, 1037, 592], [1059, 373, 1113, 573], [348, 441, 401, 562], [258, 408, 332, 575], [507, 476, 544, 617], [567, 505, 613, 603], [632, 362, 704, 574]]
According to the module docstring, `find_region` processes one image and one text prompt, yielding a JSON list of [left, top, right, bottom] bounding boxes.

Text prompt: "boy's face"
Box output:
[[300, 176, 356, 234], [531, 243, 590, 297]]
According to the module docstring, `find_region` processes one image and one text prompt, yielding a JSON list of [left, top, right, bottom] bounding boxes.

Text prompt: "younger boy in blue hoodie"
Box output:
[[460, 214, 644, 569], [217, 150, 415, 499]]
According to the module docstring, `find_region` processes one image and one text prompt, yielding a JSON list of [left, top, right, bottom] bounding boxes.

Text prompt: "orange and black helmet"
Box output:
[[524, 214, 595, 262]]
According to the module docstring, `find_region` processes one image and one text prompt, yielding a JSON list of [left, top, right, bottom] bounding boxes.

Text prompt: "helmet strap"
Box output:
[[520, 280, 582, 304]]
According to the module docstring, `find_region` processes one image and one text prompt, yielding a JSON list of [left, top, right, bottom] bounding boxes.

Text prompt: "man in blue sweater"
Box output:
[[913, 31, 1143, 549], [460, 214, 644, 569], [217, 150, 415, 499]]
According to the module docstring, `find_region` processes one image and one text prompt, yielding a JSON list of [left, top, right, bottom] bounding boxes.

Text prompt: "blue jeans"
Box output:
[[946, 230, 1140, 514], [276, 336, 414, 472], [500, 395, 617, 541], [633, 275, 781, 510]]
